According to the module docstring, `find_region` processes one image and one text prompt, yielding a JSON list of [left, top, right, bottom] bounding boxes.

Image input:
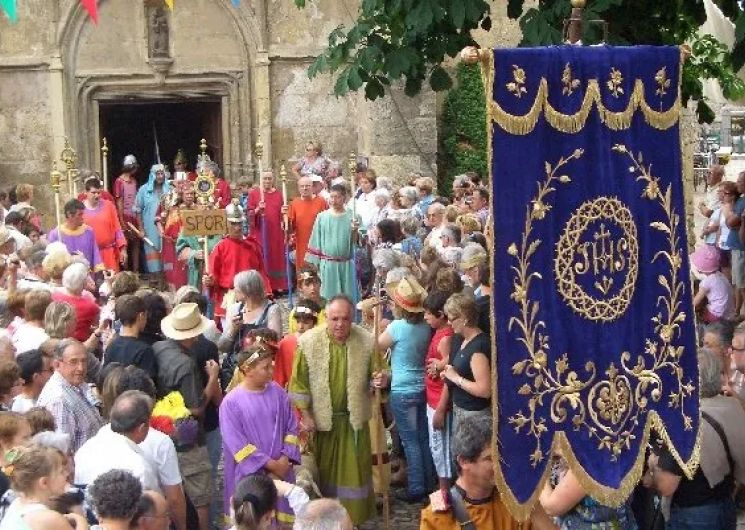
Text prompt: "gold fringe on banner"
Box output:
[[489, 78, 680, 135]]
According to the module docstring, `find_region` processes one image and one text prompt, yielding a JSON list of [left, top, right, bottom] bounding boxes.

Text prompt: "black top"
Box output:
[[447, 332, 491, 412], [190, 336, 220, 433], [104, 336, 157, 379], [658, 446, 733, 507], [475, 294, 491, 335]]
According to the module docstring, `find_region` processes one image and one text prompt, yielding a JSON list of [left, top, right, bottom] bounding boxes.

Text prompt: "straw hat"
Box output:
[[690, 244, 721, 274], [391, 275, 426, 313], [161, 303, 209, 340]]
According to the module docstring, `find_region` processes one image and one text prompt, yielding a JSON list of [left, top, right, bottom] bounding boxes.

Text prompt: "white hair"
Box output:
[[173, 285, 199, 306], [399, 186, 418, 204], [372, 188, 391, 203], [61, 262, 89, 294], [376, 176, 394, 191], [234, 270, 266, 300]]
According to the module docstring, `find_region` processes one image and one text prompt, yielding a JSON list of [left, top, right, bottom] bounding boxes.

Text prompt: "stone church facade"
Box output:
[[0, 0, 439, 228]]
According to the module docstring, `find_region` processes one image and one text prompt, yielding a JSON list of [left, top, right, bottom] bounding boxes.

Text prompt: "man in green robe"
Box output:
[[289, 295, 389, 526], [305, 183, 361, 303], [175, 233, 221, 290]]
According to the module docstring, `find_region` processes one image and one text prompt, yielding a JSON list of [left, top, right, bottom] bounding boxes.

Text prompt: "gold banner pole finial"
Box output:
[[50, 162, 63, 227], [255, 137, 265, 202], [101, 138, 109, 192], [60, 137, 78, 197]]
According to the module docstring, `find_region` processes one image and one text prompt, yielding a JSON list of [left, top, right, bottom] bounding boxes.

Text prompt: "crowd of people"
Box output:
[[0, 149, 742, 530]]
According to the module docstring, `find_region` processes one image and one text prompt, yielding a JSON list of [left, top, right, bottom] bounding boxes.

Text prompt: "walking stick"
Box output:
[[348, 152, 360, 310], [255, 139, 270, 274], [372, 277, 391, 530], [280, 164, 294, 305]]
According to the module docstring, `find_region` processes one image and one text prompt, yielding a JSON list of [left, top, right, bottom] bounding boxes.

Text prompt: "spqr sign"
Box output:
[[180, 209, 227, 237]]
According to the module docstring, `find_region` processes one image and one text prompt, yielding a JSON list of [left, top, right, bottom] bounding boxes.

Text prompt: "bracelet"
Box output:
[[457, 376, 465, 387]]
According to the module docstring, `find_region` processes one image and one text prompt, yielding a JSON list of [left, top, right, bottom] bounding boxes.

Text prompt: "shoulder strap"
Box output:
[[702, 410, 734, 475], [449, 486, 476, 530]]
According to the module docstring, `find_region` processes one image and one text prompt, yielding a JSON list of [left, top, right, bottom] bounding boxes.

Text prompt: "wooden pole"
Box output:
[[280, 164, 293, 305], [372, 278, 391, 530]]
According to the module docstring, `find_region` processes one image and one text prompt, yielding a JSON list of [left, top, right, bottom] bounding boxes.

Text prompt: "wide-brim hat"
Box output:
[[391, 275, 426, 313], [690, 244, 721, 274], [161, 302, 210, 340]]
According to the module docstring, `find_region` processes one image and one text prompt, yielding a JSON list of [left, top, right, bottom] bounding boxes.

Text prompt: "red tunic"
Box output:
[[288, 196, 327, 270], [82, 200, 126, 272], [248, 188, 288, 291], [213, 178, 232, 208], [158, 205, 188, 290], [274, 333, 298, 389], [208, 235, 272, 318]]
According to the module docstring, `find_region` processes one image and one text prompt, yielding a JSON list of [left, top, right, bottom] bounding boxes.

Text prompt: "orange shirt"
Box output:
[[288, 196, 327, 269], [419, 491, 535, 530]]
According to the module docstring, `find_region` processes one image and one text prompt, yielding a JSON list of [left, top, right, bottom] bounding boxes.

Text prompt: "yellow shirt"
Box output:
[[288, 307, 327, 334]]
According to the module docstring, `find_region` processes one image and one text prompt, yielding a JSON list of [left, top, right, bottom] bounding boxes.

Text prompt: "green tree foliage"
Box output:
[[296, 0, 745, 123], [440, 63, 487, 193]]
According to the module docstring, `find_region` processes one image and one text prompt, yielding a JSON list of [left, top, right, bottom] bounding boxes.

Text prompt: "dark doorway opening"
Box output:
[[99, 99, 222, 188]]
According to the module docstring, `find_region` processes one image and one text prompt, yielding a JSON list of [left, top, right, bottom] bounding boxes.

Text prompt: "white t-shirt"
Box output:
[[139, 426, 182, 487], [701, 271, 736, 320], [11, 395, 35, 413], [11, 323, 48, 355], [74, 425, 161, 492]]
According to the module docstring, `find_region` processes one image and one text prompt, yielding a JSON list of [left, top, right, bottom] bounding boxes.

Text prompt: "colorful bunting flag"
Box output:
[[80, 0, 98, 24], [0, 0, 17, 23]]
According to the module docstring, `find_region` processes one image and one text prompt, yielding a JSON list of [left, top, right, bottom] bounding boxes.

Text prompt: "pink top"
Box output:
[[114, 176, 138, 217], [701, 271, 736, 320]]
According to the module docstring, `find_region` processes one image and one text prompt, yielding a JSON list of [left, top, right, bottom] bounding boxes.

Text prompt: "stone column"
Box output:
[[48, 53, 66, 169], [254, 50, 273, 166]]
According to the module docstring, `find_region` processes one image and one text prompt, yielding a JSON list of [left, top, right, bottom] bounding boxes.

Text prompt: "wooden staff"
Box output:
[[101, 138, 109, 192], [280, 164, 294, 305], [371, 276, 391, 529], [348, 152, 360, 309]]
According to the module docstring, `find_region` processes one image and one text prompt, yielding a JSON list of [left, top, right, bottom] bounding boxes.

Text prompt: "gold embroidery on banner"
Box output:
[[555, 198, 639, 322], [607, 67, 625, 98], [655, 67, 671, 96], [507, 146, 695, 467], [506, 64, 528, 98], [489, 78, 680, 135], [562, 63, 581, 96]]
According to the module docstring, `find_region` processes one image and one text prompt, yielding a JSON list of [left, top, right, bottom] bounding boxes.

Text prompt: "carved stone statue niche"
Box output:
[[148, 6, 170, 58]]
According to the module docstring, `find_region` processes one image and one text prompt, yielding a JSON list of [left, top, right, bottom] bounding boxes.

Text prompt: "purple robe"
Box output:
[[48, 224, 104, 272], [219, 382, 301, 523]]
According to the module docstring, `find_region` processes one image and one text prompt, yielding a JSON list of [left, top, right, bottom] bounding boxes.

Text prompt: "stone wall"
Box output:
[[0, 0, 438, 228]]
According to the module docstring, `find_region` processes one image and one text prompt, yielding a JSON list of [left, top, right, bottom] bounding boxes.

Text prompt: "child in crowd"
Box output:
[[225, 328, 279, 393], [275, 299, 320, 389], [219, 345, 301, 527], [0, 444, 85, 530], [423, 291, 455, 505], [398, 216, 423, 261], [288, 267, 326, 333], [692, 244, 736, 324]]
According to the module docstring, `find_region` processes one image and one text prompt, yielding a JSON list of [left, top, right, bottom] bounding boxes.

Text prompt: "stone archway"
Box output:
[[56, 0, 270, 180]]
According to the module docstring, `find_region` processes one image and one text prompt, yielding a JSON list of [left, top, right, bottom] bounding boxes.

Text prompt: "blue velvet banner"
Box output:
[[488, 46, 699, 519]]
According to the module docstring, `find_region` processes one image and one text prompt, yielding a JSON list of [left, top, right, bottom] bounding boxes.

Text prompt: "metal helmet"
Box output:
[[122, 154, 138, 171], [225, 203, 246, 224]]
